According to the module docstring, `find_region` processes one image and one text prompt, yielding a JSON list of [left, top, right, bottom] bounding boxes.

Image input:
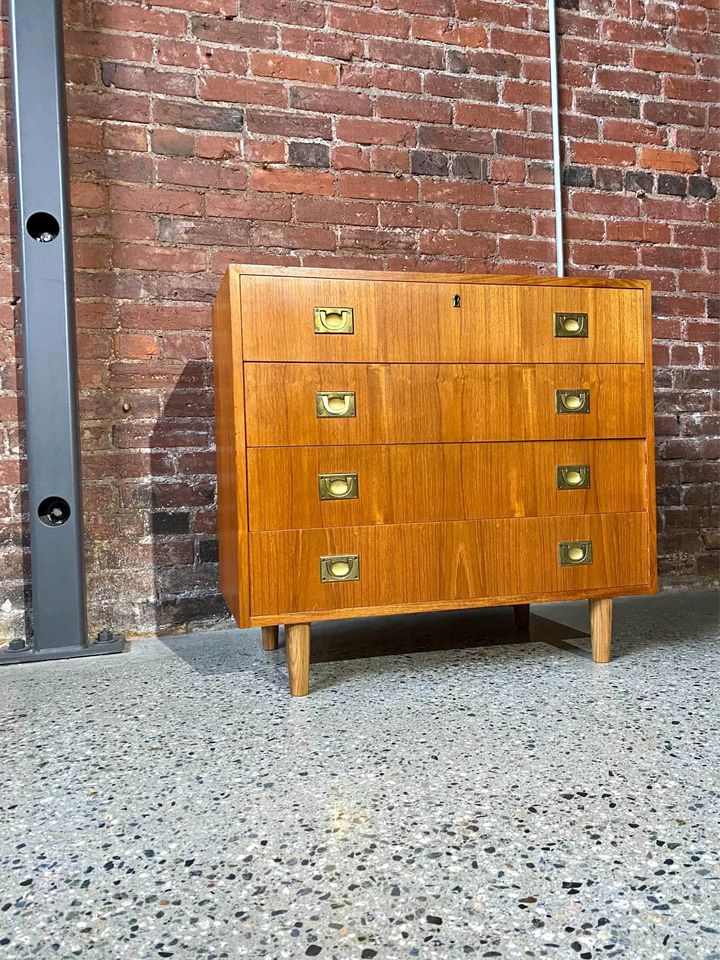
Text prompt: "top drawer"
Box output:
[[240, 275, 644, 364]]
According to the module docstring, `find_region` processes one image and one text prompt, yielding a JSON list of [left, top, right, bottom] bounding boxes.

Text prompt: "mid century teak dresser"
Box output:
[[212, 265, 657, 696]]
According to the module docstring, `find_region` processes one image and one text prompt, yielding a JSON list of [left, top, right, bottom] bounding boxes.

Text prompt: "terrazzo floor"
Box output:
[[0, 590, 718, 960]]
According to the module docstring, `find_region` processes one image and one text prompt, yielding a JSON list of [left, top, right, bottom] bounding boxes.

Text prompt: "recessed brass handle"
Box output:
[[320, 554, 360, 582], [554, 311, 588, 338], [314, 306, 354, 334], [316, 391, 356, 418], [318, 472, 359, 501], [556, 389, 590, 414], [557, 464, 591, 490], [558, 540, 593, 566]]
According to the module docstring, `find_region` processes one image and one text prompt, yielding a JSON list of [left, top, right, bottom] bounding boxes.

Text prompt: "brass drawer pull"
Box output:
[[314, 306, 354, 334], [554, 311, 588, 338], [320, 554, 360, 582], [558, 540, 593, 566], [556, 389, 590, 414], [318, 472, 359, 501], [557, 464, 591, 490], [316, 391, 356, 418]]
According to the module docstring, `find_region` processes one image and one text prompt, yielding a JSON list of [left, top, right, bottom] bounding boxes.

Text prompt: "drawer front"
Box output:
[[244, 363, 646, 447], [247, 440, 648, 531], [240, 275, 644, 363], [250, 513, 651, 616]]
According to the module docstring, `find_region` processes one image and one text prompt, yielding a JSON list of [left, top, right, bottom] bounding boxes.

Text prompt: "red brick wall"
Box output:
[[0, 0, 718, 639]]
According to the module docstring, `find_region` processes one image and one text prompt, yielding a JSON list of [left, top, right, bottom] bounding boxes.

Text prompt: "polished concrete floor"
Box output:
[[0, 590, 718, 960]]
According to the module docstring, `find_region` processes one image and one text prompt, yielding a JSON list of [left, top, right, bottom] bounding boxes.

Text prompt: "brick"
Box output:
[[689, 177, 717, 200], [338, 173, 418, 202], [658, 174, 687, 197], [639, 147, 700, 174], [575, 92, 640, 119], [245, 109, 332, 139], [456, 103, 527, 131], [251, 53, 337, 86], [200, 76, 287, 108], [410, 151, 449, 177], [371, 146, 410, 174], [607, 221, 671, 243], [633, 49, 696, 74], [296, 198, 377, 226], [419, 125, 494, 154], [154, 100, 244, 132], [563, 166, 593, 188], [377, 95, 452, 125], [367, 38, 445, 69], [240, 0, 325, 27], [289, 86, 373, 117], [336, 118, 417, 147], [411, 17, 487, 48], [250, 168, 334, 196], [288, 141, 330, 169], [328, 6, 410, 39], [191, 16, 278, 48], [341, 64, 422, 94], [282, 27, 363, 61], [572, 142, 636, 167]]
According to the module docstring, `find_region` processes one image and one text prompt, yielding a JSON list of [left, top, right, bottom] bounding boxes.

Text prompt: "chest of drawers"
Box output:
[[212, 266, 657, 696]]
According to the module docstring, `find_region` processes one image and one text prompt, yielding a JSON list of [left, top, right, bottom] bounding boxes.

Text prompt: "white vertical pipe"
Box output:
[[548, 0, 565, 277]]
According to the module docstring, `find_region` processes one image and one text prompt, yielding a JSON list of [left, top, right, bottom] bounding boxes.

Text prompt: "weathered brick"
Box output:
[[288, 141, 330, 169]]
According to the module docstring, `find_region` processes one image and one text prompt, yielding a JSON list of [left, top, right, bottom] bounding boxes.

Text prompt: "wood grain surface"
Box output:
[[241, 275, 644, 363], [247, 439, 649, 531], [249, 512, 651, 618], [244, 362, 647, 447]]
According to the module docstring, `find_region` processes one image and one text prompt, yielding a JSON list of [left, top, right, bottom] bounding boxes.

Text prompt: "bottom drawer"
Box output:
[[250, 512, 652, 618]]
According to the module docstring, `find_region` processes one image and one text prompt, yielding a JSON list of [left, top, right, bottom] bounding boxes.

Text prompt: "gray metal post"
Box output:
[[1, 0, 124, 663]]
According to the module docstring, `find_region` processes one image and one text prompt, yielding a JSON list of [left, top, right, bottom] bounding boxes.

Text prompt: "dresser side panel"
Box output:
[[212, 269, 251, 626]]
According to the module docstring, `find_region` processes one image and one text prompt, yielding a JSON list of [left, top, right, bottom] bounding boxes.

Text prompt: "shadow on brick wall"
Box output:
[[148, 359, 228, 635]]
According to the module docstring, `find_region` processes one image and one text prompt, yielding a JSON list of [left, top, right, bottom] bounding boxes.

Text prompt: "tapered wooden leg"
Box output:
[[286, 623, 310, 697], [589, 598, 612, 663], [261, 626, 279, 651], [513, 603, 530, 631]]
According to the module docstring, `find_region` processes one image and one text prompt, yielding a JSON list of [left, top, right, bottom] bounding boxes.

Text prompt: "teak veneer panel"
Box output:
[[241, 275, 644, 364], [249, 512, 651, 618], [247, 439, 649, 531], [244, 362, 646, 447], [211, 270, 249, 625]]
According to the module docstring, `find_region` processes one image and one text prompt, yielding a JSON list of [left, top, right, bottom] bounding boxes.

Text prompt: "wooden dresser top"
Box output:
[[226, 263, 650, 291]]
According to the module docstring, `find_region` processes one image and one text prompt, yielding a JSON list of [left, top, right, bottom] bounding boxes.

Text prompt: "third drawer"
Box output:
[[248, 439, 649, 531]]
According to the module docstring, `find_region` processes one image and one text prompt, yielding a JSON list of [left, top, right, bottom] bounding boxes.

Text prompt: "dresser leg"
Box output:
[[589, 598, 612, 663], [513, 603, 530, 631], [286, 623, 310, 697], [261, 626, 279, 651]]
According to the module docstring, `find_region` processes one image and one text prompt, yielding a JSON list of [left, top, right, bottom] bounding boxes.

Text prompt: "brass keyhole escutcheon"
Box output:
[[452, 294, 461, 308]]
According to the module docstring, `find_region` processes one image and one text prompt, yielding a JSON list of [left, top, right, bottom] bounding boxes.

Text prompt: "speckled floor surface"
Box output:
[[0, 591, 718, 960]]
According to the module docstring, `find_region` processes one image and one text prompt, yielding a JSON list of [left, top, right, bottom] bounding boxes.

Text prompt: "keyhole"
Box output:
[[452, 294, 461, 308]]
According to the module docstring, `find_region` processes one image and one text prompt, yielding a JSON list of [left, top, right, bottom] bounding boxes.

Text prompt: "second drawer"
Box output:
[[248, 439, 648, 531], [244, 363, 646, 446]]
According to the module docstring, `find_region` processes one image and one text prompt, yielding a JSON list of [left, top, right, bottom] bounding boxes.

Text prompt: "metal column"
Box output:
[[1, 0, 125, 663]]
